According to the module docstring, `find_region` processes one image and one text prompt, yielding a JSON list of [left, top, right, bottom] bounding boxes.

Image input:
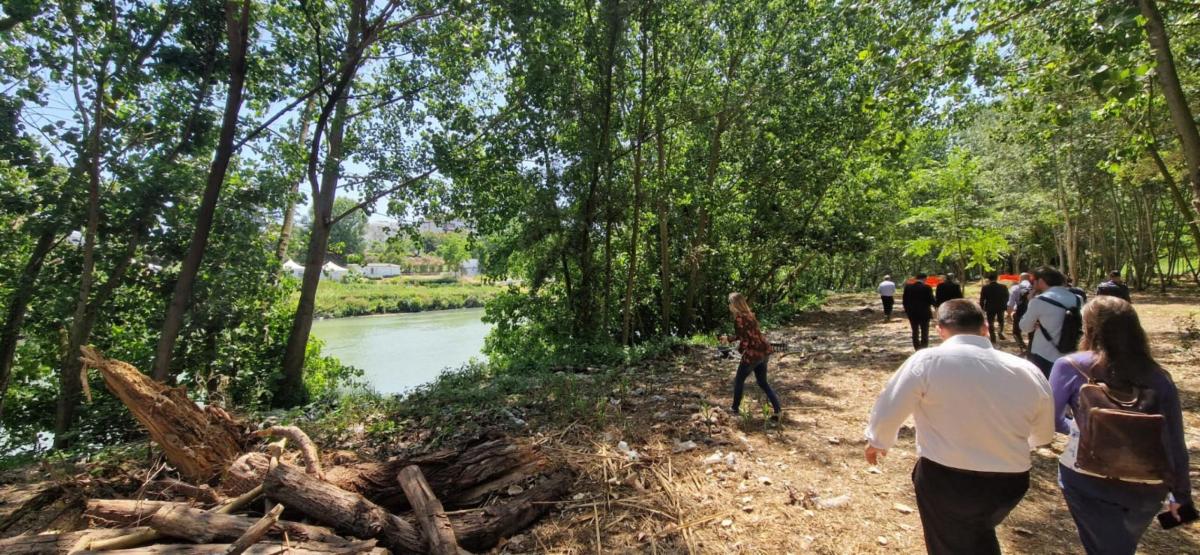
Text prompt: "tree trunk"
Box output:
[[1136, 0, 1200, 218], [275, 96, 316, 263], [55, 75, 106, 450], [152, 0, 252, 381], [622, 34, 650, 346], [656, 114, 671, 336], [277, 0, 366, 407], [573, 0, 623, 338], [0, 229, 57, 417]]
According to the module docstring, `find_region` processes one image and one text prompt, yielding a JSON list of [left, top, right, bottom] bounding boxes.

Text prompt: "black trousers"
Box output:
[[908, 316, 930, 350], [912, 458, 1030, 555], [986, 310, 1005, 342], [731, 356, 781, 414], [1012, 309, 1027, 351], [1029, 353, 1054, 379], [881, 295, 894, 317]]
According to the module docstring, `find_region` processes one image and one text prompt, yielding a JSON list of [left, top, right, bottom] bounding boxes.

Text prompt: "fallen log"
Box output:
[[267, 460, 573, 553], [398, 465, 460, 555], [0, 528, 144, 555], [80, 347, 244, 484], [139, 503, 348, 545], [448, 469, 573, 552], [323, 437, 543, 511], [263, 460, 422, 551], [85, 499, 181, 527], [82, 485, 264, 551], [222, 504, 282, 555], [74, 539, 386, 554]]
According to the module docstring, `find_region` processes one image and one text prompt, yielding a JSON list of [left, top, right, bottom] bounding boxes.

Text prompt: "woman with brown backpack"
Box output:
[[1049, 296, 1192, 553]]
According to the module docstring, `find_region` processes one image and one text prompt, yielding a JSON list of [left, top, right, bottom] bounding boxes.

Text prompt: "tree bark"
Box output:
[[0, 229, 58, 417], [81, 347, 244, 483], [1136, 0, 1200, 218], [656, 111, 671, 336], [152, 0, 252, 381]]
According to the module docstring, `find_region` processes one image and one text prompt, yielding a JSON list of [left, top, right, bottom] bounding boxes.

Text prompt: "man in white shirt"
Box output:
[[877, 275, 897, 320], [1019, 266, 1082, 378], [865, 299, 1054, 555]]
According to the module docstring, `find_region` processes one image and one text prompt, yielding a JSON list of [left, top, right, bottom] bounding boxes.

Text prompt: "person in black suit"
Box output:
[[902, 273, 937, 351], [979, 272, 1010, 343], [935, 274, 964, 306]]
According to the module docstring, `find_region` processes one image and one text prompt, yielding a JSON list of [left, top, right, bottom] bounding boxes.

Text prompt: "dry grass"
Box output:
[[509, 288, 1200, 554]]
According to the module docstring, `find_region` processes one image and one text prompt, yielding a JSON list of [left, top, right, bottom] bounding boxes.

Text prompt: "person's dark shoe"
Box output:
[[998, 334, 1007, 340], [769, 413, 781, 423]]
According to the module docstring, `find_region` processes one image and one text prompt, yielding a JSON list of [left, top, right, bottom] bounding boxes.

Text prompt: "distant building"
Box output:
[[321, 261, 348, 281], [282, 259, 305, 279], [417, 219, 472, 233], [460, 258, 480, 277], [363, 263, 403, 278]]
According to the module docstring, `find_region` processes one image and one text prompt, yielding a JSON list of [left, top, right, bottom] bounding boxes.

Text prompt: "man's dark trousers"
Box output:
[[912, 458, 1030, 555], [908, 316, 930, 350], [986, 311, 1005, 342], [881, 296, 894, 318]]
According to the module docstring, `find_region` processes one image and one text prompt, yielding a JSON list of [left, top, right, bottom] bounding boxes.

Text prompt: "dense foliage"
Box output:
[[0, 0, 1198, 455]]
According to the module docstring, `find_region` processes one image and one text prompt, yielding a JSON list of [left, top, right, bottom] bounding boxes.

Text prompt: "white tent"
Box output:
[[322, 261, 348, 281], [282, 259, 305, 278]]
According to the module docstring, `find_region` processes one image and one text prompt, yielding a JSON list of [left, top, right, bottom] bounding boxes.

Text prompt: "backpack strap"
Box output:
[[1062, 356, 1097, 384], [1034, 295, 1082, 344]]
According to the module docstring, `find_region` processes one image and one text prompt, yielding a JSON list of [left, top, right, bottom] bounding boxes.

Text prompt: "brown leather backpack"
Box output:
[[1070, 359, 1172, 482]]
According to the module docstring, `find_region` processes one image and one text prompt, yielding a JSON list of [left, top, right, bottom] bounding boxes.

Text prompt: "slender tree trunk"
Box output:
[[0, 229, 58, 417], [275, 97, 317, 263], [152, 0, 252, 381], [278, 0, 363, 407], [1136, 0, 1200, 218], [1148, 143, 1200, 265], [55, 77, 107, 449], [573, 0, 623, 338]]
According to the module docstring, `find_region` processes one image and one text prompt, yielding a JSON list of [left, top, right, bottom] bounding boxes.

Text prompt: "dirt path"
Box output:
[[522, 290, 1200, 554]]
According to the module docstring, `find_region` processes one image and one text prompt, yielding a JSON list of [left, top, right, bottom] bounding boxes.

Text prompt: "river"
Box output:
[[310, 308, 491, 394]]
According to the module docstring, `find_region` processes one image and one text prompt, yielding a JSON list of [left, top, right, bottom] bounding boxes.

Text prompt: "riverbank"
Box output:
[[311, 278, 504, 318], [310, 288, 1200, 553], [6, 290, 1197, 552]]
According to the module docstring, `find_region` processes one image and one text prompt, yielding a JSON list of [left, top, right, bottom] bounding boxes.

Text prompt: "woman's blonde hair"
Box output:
[[728, 292, 753, 317]]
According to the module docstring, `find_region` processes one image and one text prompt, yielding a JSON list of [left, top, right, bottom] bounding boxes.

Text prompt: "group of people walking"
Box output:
[[866, 267, 1188, 554]]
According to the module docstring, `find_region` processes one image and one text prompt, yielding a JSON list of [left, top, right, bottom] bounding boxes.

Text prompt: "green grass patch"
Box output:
[[311, 279, 504, 318]]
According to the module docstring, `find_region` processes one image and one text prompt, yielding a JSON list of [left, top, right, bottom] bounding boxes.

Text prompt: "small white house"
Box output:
[[282, 259, 305, 279], [322, 261, 348, 281], [460, 258, 480, 277], [364, 263, 403, 278]]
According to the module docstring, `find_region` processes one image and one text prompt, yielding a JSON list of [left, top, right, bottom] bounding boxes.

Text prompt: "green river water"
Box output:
[[310, 308, 491, 394]]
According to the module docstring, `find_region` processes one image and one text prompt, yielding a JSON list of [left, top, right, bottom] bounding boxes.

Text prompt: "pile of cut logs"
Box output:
[[0, 347, 570, 554]]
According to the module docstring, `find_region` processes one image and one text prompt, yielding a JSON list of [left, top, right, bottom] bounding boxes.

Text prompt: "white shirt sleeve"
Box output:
[[1028, 376, 1055, 447], [1019, 296, 1041, 334], [865, 356, 926, 450]]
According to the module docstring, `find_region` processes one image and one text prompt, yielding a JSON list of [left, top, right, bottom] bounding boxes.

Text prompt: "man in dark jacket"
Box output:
[[902, 273, 937, 351], [979, 272, 1010, 344], [935, 275, 964, 306], [1095, 270, 1132, 302]]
